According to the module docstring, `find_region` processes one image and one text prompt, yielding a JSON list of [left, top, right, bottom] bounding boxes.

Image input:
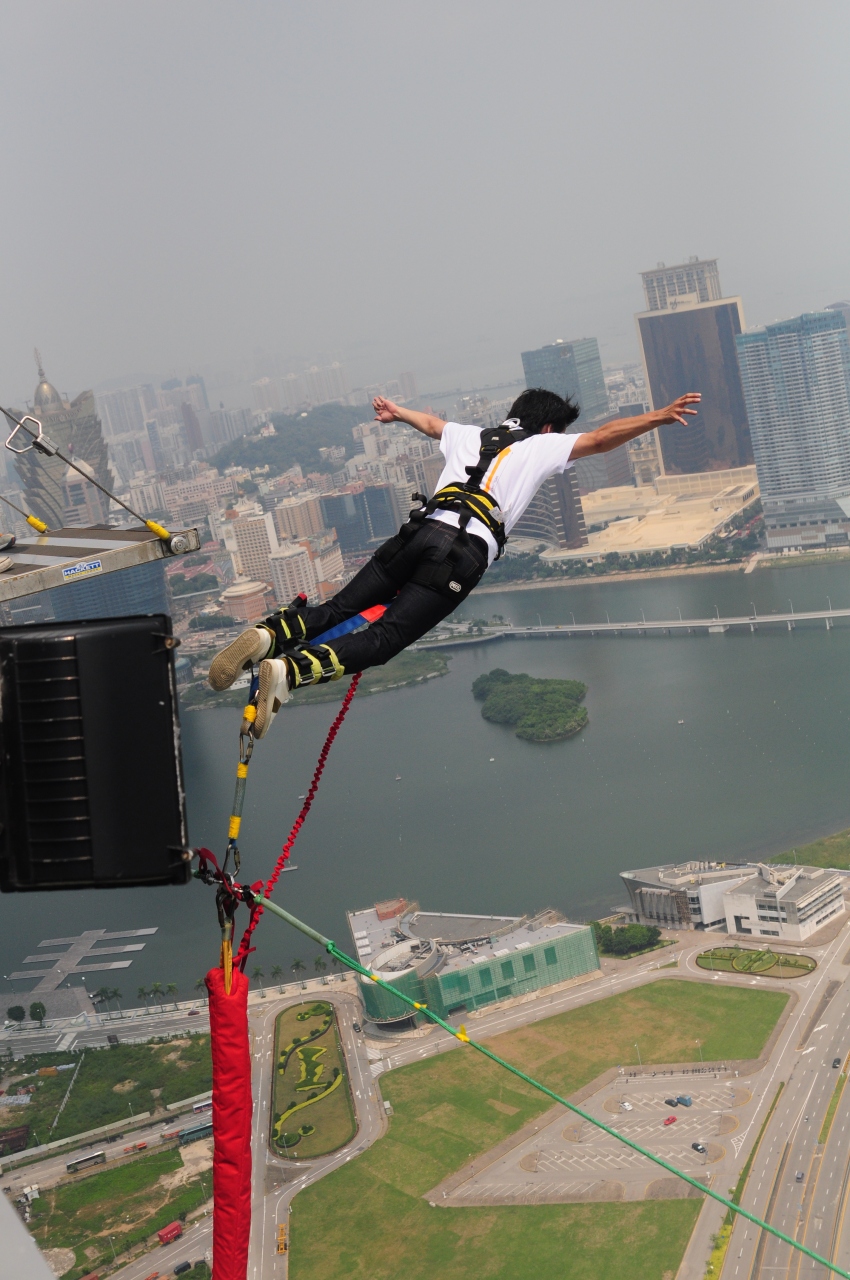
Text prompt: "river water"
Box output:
[[3, 560, 850, 1003]]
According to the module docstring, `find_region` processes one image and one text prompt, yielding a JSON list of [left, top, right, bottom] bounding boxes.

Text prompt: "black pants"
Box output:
[[295, 520, 489, 674]]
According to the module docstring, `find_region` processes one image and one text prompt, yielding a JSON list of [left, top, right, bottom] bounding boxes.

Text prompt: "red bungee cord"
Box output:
[[234, 670, 362, 967], [204, 672, 362, 1280]]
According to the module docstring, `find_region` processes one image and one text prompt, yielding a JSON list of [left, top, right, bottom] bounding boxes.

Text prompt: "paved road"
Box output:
[[675, 921, 850, 1280], [16, 930, 850, 1280]]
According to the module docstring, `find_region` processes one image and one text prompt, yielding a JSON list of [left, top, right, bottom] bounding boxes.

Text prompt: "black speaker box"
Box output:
[[0, 615, 190, 891]]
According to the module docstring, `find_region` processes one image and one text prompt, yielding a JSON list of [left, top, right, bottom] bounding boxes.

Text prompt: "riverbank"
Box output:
[[181, 648, 451, 711], [474, 549, 850, 594]]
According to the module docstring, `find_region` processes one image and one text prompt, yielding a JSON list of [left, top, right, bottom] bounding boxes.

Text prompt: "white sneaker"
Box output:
[[254, 658, 292, 738], [208, 626, 273, 691]]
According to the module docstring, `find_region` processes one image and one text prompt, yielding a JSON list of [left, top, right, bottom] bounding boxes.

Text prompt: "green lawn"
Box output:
[[29, 1145, 210, 1279], [0, 1036, 211, 1145], [770, 826, 850, 869], [272, 1002, 356, 1159], [696, 947, 815, 979], [289, 980, 787, 1280]]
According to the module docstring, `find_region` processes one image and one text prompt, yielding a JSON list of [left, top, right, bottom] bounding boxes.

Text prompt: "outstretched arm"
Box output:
[[571, 393, 701, 458], [373, 396, 445, 439]]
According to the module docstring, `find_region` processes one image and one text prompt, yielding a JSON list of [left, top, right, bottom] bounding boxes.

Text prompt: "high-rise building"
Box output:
[[639, 257, 722, 312], [14, 359, 115, 529], [521, 338, 608, 424], [736, 311, 850, 550], [511, 471, 588, 550], [398, 371, 418, 402], [319, 484, 397, 552], [61, 461, 108, 527], [269, 543, 319, 604], [273, 494, 326, 541], [636, 257, 753, 474], [230, 513, 278, 580]]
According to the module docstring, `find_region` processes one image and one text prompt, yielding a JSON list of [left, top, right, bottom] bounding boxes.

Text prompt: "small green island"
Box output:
[[472, 668, 588, 743]]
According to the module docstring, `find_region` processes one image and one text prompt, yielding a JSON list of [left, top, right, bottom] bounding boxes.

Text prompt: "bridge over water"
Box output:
[[419, 606, 849, 649]]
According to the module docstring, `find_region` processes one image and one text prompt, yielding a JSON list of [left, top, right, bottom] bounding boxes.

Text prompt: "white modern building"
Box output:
[[723, 864, 845, 943], [620, 859, 845, 942]]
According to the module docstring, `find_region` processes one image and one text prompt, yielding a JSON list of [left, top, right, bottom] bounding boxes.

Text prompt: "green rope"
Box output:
[[252, 893, 850, 1280]]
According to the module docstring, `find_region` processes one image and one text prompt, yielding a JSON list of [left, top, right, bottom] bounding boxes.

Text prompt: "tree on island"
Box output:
[[472, 669, 588, 743], [6, 1006, 25, 1029], [28, 1002, 46, 1027]]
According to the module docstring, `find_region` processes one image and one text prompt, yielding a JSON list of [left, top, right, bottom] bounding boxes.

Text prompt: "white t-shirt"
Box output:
[[428, 421, 580, 563]]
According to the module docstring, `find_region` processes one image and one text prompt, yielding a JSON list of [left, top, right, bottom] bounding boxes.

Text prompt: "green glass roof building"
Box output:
[[348, 903, 600, 1026]]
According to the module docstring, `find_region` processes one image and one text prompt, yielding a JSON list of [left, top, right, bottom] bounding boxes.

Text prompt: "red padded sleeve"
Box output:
[[206, 966, 252, 1280]]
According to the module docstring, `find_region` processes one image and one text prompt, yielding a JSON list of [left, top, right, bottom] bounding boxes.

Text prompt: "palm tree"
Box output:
[[271, 965, 283, 993], [291, 958, 306, 1005], [93, 985, 110, 1012], [252, 966, 265, 997], [137, 986, 149, 1014], [314, 956, 327, 976], [110, 988, 124, 1018], [166, 983, 179, 1010], [150, 982, 164, 1012], [195, 977, 208, 1007]]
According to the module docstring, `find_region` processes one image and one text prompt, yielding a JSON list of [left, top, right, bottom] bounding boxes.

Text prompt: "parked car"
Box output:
[[663, 1116, 677, 1126], [174, 1264, 192, 1277], [664, 1098, 678, 1107], [692, 1143, 707, 1154], [795, 1171, 804, 1183], [833, 1058, 842, 1069], [620, 1101, 633, 1111], [352, 1022, 362, 1033], [188, 1009, 201, 1017], [677, 1095, 693, 1107]]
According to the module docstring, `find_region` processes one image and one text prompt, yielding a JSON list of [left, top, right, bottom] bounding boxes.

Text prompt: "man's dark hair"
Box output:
[[506, 388, 581, 435]]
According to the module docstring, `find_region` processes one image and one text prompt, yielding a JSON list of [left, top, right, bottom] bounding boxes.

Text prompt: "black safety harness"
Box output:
[[374, 418, 530, 594]]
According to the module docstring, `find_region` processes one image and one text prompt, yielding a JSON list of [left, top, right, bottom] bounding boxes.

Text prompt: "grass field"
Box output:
[[272, 1001, 356, 1159], [289, 980, 787, 1280], [0, 1036, 211, 1145], [29, 1145, 210, 1279], [770, 826, 850, 870]]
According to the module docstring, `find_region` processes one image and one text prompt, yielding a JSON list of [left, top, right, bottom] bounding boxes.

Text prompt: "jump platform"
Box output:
[[0, 525, 201, 603]]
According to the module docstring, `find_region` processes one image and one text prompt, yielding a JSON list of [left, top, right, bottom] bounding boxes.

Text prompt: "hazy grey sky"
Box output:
[[3, 2, 850, 404]]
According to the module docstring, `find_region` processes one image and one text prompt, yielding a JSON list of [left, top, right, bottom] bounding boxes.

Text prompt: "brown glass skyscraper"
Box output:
[[636, 258, 753, 474]]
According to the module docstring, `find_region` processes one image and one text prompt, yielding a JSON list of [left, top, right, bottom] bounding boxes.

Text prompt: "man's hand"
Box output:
[[571, 391, 701, 458], [373, 396, 401, 423], [372, 395, 446, 439], [652, 393, 701, 426]]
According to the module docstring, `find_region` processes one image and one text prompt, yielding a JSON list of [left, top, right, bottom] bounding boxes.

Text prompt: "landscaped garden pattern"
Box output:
[[289, 980, 788, 1280], [0, 1036, 212, 1146], [696, 946, 815, 979], [272, 1001, 355, 1159], [29, 1145, 210, 1280]]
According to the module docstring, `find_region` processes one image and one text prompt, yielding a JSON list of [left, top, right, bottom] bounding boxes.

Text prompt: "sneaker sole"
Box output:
[[254, 660, 290, 738], [208, 629, 268, 691]]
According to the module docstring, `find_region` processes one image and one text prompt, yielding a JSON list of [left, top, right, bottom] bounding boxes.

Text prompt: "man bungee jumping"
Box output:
[[208, 387, 700, 736]]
